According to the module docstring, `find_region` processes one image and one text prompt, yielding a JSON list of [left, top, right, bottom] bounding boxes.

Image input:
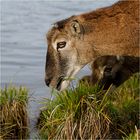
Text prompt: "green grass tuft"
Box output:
[[0, 85, 29, 139], [38, 74, 139, 139]]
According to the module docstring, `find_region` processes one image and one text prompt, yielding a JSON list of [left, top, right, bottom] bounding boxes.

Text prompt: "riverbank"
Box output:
[[0, 74, 139, 139], [37, 74, 139, 139]]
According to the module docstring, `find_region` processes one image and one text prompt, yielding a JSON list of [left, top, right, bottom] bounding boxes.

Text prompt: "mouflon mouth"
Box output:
[[56, 76, 64, 91]]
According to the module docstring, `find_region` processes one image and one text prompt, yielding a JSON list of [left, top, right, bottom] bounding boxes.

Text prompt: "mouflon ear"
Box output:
[[70, 20, 82, 36], [53, 16, 75, 29]]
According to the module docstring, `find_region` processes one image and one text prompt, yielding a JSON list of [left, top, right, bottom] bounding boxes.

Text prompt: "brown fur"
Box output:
[[79, 0, 139, 57], [45, 0, 140, 90]]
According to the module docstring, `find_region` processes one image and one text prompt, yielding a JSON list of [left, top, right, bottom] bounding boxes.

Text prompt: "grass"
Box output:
[[0, 85, 29, 139], [123, 126, 139, 140], [37, 73, 139, 139]]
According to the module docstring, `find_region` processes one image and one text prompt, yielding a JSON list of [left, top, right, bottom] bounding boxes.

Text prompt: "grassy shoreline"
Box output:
[[0, 86, 29, 139], [0, 74, 139, 139], [37, 74, 139, 139]]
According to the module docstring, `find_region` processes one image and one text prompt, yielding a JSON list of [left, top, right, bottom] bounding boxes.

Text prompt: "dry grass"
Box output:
[[0, 86, 29, 139]]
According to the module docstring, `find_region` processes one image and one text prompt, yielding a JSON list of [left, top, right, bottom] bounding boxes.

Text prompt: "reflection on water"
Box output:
[[1, 0, 118, 138]]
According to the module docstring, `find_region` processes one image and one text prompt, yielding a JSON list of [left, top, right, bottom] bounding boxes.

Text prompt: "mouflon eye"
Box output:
[[57, 41, 66, 50]]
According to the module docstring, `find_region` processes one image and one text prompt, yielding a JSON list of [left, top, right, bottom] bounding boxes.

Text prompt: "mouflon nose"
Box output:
[[45, 78, 51, 87]]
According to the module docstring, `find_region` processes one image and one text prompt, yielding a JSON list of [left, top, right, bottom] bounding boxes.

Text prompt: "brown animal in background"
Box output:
[[45, 0, 139, 91], [80, 56, 139, 89]]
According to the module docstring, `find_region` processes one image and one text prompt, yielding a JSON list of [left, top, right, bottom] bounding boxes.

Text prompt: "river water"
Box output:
[[1, 0, 118, 138]]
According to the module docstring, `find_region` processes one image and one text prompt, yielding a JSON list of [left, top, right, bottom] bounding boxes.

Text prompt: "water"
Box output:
[[0, 0, 118, 138]]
